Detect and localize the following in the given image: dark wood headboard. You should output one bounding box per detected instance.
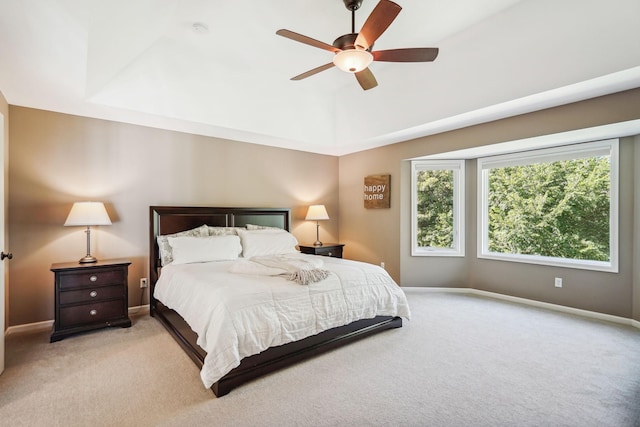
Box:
[148,206,291,313]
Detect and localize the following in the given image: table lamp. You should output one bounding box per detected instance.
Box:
[64,202,112,263]
[305,204,329,247]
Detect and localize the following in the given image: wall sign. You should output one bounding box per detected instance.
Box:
[364,174,390,209]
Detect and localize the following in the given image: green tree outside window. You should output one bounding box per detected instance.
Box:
[416,169,454,249]
[487,156,610,262]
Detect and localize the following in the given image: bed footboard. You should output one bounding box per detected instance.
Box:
[212,315,402,397]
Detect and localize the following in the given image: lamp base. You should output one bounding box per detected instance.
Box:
[313,221,323,247]
[79,255,98,264]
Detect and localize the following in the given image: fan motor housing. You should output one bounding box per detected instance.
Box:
[343,0,363,11]
[333,33,373,51]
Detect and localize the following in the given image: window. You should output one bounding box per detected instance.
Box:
[411,160,465,256]
[477,139,618,272]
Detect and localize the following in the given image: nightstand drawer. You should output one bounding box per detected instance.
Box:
[59,285,124,305]
[313,246,342,258]
[59,269,124,289]
[59,300,125,328]
[299,244,344,258]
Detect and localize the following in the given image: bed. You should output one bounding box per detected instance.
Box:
[149,206,409,397]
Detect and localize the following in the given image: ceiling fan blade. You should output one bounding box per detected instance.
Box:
[276,29,340,53]
[373,47,439,62]
[355,0,402,50]
[355,68,378,90]
[291,63,335,81]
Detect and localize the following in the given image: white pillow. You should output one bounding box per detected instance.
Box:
[157,225,209,266]
[167,235,242,265]
[236,228,298,258]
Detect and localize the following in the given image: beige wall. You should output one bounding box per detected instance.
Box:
[8,107,339,326]
[339,88,640,320]
[7,89,640,326]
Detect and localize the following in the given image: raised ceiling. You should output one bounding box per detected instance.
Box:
[1,0,639,155]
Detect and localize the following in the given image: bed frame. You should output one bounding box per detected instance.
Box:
[149,206,402,397]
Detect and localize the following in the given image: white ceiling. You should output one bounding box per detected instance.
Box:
[1,0,639,156]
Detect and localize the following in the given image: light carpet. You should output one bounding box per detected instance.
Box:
[1,290,639,427]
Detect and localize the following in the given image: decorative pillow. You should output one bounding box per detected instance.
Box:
[157,225,208,266]
[207,226,243,236]
[245,224,282,231]
[236,228,298,258]
[167,235,242,265]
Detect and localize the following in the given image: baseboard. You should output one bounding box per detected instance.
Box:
[5,304,150,337]
[5,319,53,337]
[128,304,150,317]
[403,287,640,330]
[5,293,638,336]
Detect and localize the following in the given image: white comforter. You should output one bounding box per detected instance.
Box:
[154,253,411,389]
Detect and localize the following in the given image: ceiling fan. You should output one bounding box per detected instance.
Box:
[276,0,439,91]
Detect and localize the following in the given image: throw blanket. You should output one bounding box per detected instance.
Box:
[229,254,330,285]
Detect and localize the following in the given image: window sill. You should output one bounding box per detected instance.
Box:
[478,252,617,273]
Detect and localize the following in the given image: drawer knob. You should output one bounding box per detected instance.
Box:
[327,252,333,256]
[89,275,98,282]
[89,290,98,298]
[89,309,97,316]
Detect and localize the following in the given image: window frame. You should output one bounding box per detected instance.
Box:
[411,159,465,257]
[477,139,619,272]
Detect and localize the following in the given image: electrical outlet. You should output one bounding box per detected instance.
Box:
[140,278,148,288]
[380,261,385,269]
[554,277,563,288]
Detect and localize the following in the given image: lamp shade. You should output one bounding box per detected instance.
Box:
[305,205,329,221]
[64,202,112,226]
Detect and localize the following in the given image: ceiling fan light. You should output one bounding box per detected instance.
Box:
[332,49,373,73]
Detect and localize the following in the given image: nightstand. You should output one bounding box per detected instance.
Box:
[50,258,132,342]
[298,243,344,259]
